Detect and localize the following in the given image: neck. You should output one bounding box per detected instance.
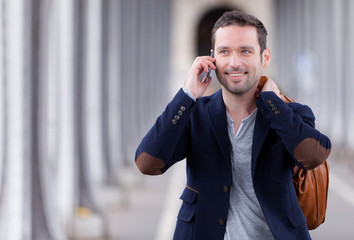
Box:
[222,86,257,121]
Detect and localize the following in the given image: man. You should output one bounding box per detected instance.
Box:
[135,10,331,240]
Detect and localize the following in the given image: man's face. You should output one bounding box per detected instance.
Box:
[214,25,270,96]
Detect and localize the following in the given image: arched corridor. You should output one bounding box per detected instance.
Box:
[0,0,353,239]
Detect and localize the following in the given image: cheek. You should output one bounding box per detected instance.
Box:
[214,59,226,72]
[214,63,221,75]
[247,59,263,72]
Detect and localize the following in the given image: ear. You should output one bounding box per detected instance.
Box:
[262,48,271,68]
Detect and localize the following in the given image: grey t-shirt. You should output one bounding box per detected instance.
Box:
[224,110,274,240]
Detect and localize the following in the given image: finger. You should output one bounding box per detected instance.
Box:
[205,56,216,64]
[197,61,213,73]
[195,55,215,62]
[195,57,216,69]
[202,76,212,83]
[203,57,216,69]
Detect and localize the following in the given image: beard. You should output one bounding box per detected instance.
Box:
[216,67,260,96]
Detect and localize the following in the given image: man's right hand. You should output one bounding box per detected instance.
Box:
[184,56,216,99]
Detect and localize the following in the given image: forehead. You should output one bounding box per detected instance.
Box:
[214,25,259,49]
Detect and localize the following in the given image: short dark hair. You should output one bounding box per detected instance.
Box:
[211,10,268,54]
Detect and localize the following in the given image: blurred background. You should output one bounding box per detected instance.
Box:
[0,0,353,239]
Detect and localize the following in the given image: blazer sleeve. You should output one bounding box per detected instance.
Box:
[256,91,331,170]
[135,89,196,175]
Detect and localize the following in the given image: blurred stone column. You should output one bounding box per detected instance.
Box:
[28,0,68,239]
[99,0,126,203]
[120,0,171,182]
[69,0,106,238]
[0,0,31,239]
[55,0,79,237]
[0,0,67,239]
[0,2,4,235]
[0,0,80,239]
[0,0,173,239]
[120,0,140,171]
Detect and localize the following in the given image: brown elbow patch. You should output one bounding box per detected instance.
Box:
[135,152,165,175]
[293,138,331,169]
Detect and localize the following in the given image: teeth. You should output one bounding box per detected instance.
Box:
[229,73,243,77]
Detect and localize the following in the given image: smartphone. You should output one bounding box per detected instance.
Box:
[199,50,214,82]
[205,50,214,83]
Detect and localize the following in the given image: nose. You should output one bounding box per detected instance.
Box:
[229,53,241,68]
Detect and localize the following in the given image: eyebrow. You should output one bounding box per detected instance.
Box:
[240,45,255,51]
[216,45,256,52]
[216,46,229,52]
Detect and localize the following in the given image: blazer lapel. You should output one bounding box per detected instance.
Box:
[251,112,270,178]
[206,90,231,166]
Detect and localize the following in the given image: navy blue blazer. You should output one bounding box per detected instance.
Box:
[135,89,331,240]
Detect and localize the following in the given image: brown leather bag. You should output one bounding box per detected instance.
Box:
[259,76,329,230]
[293,161,329,230]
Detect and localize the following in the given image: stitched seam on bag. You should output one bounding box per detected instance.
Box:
[186,185,199,193]
[315,169,319,227]
[308,169,319,229]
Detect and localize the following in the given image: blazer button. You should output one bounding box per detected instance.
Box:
[172,119,177,125]
[275,110,280,115]
[223,185,229,192]
[218,218,226,226]
[178,110,183,116]
[174,115,180,120]
[180,106,186,111]
[266,99,272,104]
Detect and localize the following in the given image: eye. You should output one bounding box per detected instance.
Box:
[241,50,251,54]
[220,50,229,54]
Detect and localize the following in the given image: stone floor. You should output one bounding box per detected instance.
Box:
[103,150,354,240]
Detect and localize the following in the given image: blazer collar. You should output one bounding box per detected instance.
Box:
[206,90,231,167]
[206,90,270,174]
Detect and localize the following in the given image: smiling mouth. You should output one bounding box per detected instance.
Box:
[229,73,245,77]
[226,72,248,78]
